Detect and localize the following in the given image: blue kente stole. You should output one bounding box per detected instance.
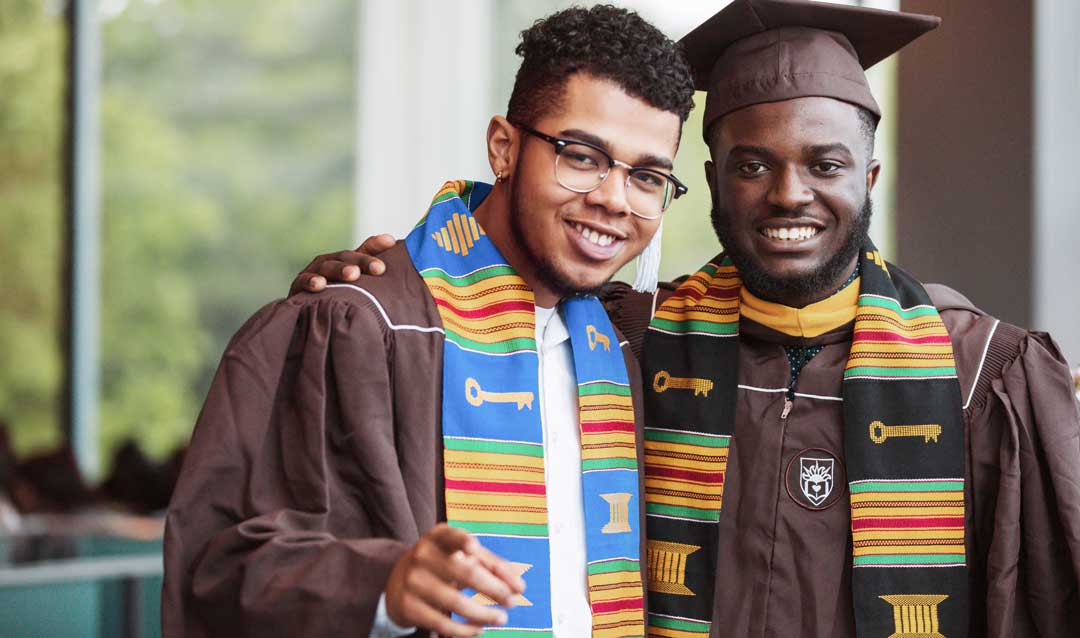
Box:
[405,180,646,637]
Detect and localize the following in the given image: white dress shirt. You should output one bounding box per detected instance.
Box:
[372,304,591,637]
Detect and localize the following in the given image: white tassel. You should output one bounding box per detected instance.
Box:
[632,220,663,293]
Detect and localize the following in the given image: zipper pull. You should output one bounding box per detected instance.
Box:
[780,398,793,420]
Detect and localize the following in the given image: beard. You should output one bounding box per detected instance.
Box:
[710,195,873,304]
[508,175,610,300]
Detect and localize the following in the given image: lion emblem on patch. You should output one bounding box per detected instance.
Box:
[799,457,834,506]
[785,448,845,511]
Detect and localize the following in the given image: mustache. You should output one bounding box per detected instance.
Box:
[709,196,874,301]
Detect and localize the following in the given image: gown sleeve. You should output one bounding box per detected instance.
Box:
[971,331,1080,637]
[162,294,422,638]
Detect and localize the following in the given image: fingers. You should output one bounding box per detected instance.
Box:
[474,546,527,594]
[451,534,525,594]
[352,233,394,275]
[406,566,508,629]
[425,526,519,607]
[309,254,383,280]
[365,259,385,276]
[290,272,326,296]
[390,587,487,638]
[289,237,395,296]
[387,524,523,634]
[316,259,362,282]
[426,523,475,553]
[358,233,396,254]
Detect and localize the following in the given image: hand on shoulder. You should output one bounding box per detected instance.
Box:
[290,233,396,296]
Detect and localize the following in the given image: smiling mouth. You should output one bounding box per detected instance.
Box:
[572,222,618,247]
[759,226,820,242]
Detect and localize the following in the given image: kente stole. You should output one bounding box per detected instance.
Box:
[640,247,968,638]
[405,181,646,638]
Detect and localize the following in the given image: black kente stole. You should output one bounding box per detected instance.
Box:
[641,245,968,638]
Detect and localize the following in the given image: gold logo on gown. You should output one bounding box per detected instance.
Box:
[646,540,699,596]
[878,594,949,638]
[431,212,485,256]
[869,420,942,444]
[471,563,533,607]
[586,325,611,352]
[600,493,632,534]
[652,370,714,397]
[465,378,534,410]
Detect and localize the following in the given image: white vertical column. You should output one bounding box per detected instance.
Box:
[69,0,102,480]
[1034,0,1080,366]
[858,0,900,258]
[354,0,496,244]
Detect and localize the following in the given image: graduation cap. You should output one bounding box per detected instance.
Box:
[680,0,941,137]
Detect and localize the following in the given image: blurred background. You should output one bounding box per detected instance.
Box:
[1,0,1077,635]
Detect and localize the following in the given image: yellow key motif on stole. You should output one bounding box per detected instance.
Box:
[869,420,942,444]
[465,378,535,410]
[652,370,714,397]
[586,324,611,352]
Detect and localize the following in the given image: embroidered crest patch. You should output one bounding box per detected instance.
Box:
[785,448,846,511]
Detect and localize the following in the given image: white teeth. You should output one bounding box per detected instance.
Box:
[763,226,818,241]
[573,223,616,247]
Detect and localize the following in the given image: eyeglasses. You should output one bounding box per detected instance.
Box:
[515,124,687,220]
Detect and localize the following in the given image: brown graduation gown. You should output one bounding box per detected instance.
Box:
[161,243,649,637]
[604,279,1080,638]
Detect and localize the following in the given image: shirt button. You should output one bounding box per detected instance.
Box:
[550,432,559,444]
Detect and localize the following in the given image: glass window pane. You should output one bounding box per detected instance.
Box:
[99,0,356,468]
[0,0,67,456]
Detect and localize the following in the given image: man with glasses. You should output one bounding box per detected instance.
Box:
[163,6,694,638]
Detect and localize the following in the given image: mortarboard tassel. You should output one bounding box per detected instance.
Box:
[632,220,663,293]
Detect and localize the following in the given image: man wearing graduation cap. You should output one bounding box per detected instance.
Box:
[295,1,1080,636]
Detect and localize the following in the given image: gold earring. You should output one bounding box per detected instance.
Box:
[496,170,505,183]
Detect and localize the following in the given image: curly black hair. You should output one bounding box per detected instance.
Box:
[507,5,695,129]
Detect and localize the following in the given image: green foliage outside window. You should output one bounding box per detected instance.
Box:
[97,0,356,467]
[0,0,66,456]
[1,0,357,471]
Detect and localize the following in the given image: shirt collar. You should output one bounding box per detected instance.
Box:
[535,305,571,350]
